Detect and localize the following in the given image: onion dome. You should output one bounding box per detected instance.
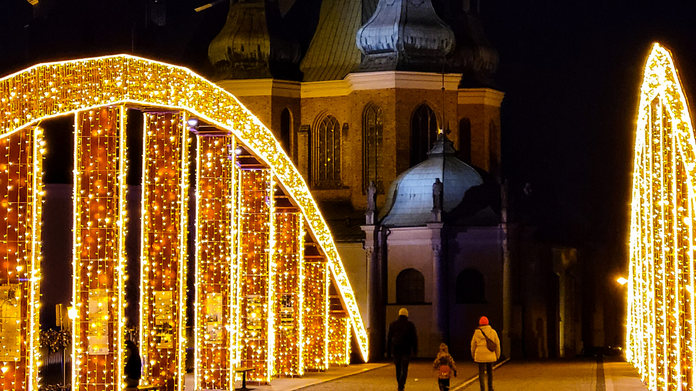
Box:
[208,0,302,80]
[445,6,499,87]
[378,133,484,227]
[355,0,455,73]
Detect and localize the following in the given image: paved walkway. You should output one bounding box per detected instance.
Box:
[185,356,647,391]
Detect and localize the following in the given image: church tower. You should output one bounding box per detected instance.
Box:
[208,0,507,360]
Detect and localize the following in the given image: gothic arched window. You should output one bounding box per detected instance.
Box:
[410,104,439,166]
[459,117,472,164]
[396,268,425,304]
[280,108,292,156]
[363,103,384,193]
[456,269,485,304]
[312,114,341,188]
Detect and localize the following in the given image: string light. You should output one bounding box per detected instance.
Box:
[328,316,350,366]
[139,112,189,390]
[0,54,369,390]
[0,125,43,391]
[71,107,128,391]
[195,135,235,390]
[303,257,328,372]
[627,43,696,390]
[273,212,304,376]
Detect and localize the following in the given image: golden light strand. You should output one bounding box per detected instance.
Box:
[237,168,273,384]
[139,112,189,391]
[195,135,235,390]
[628,43,696,391]
[0,55,368,361]
[303,256,328,372]
[273,212,304,376]
[71,107,128,391]
[0,126,43,390]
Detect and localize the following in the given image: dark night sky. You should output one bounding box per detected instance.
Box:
[2,0,696,283]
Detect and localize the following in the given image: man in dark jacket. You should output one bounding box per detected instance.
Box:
[387,308,418,391]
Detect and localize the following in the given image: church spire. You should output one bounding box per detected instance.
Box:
[208,0,302,80]
[355,0,455,73]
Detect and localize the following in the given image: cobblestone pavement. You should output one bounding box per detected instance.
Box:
[299,360,481,391]
[185,356,647,391]
[294,357,647,391]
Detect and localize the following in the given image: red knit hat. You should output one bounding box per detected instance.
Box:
[479,316,489,326]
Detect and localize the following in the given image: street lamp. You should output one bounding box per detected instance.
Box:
[617,277,628,285]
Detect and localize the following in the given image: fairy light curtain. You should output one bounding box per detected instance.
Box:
[72,107,128,391]
[140,113,189,391]
[237,168,274,383]
[273,211,304,377]
[194,135,236,390]
[0,55,369,391]
[303,254,328,371]
[627,43,696,391]
[328,316,350,366]
[0,126,43,391]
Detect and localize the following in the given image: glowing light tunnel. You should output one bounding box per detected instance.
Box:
[627,43,696,391]
[0,55,367,391]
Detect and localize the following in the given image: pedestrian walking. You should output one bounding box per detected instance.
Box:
[470,316,500,391]
[387,307,418,391]
[125,340,142,390]
[433,343,457,391]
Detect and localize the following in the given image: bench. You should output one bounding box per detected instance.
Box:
[233,367,255,391]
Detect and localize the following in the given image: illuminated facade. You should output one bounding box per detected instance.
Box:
[0,55,367,391]
[627,43,696,390]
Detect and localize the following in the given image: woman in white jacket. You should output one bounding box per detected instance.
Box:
[470,316,500,391]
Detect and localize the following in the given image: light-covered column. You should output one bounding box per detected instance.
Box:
[273,211,304,376]
[195,135,236,390]
[236,168,274,384]
[139,112,190,391]
[72,107,128,391]
[0,126,44,391]
[303,252,328,371]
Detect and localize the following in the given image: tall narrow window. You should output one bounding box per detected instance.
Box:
[363,104,383,193]
[459,118,471,164]
[410,104,438,167]
[312,115,341,188]
[280,108,291,155]
[396,268,425,304]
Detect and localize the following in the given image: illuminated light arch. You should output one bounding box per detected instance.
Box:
[0,55,368,390]
[627,43,696,391]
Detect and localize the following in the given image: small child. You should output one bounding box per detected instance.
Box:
[433,343,457,391]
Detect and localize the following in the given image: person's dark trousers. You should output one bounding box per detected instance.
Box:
[394,355,410,390]
[438,378,450,391]
[478,362,493,391]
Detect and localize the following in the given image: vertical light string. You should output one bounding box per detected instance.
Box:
[328,316,350,366]
[303,254,328,372]
[29,126,45,391]
[236,168,272,384]
[195,135,235,390]
[0,126,43,391]
[628,43,696,391]
[0,54,369,362]
[267,176,276,382]
[273,211,303,377]
[139,112,189,391]
[72,107,128,391]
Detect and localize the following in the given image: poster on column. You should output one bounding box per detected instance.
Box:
[0,284,21,359]
[155,291,174,348]
[205,293,223,344]
[88,289,109,355]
